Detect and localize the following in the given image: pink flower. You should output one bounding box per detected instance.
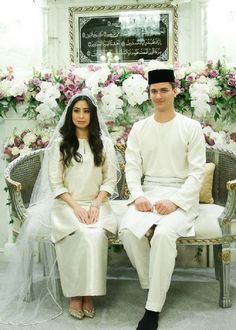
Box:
[209,70,219,78]
[207,60,214,65]
[14,137,22,146]
[230,132,236,142]
[58,84,65,92]
[228,78,236,86]
[64,90,74,99]
[21,130,29,138]
[204,134,215,146]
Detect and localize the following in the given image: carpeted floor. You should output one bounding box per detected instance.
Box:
[0,265,236,329]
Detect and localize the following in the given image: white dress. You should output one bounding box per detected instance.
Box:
[48,136,117,297]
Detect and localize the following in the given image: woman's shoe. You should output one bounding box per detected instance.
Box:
[69,307,84,319]
[83,307,95,318]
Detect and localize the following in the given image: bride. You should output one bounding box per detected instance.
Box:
[0,90,120,325]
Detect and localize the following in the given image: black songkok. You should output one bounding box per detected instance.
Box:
[148,69,175,85]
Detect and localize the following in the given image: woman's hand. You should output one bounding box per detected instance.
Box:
[73,204,89,223]
[87,206,100,224]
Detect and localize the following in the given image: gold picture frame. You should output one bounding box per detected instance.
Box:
[69,4,178,64]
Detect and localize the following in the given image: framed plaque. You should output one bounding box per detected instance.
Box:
[69,4,178,64]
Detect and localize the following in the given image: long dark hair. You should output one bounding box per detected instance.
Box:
[59,95,104,167]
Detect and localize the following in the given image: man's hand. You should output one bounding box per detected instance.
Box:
[154,200,178,215]
[135,197,153,212]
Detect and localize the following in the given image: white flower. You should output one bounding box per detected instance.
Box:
[23,132,37,146]
[191,100,211,117]
[85,67,111,95]
[190,82,211,117]
[11,146,20,156]
[207,79,222,98]
[188,61,206,74]
[122,74,148,107]
[196,75,207,84]
[36,82,60,103]
[9,79,27,97]
[175,67,186,80]
[0,79,12,97]
[73,67,90,80]
[102,83,122,98]
[209,131,227,147]
[35,103,55,121]
[202,126,214,135]
[100,94,123,120]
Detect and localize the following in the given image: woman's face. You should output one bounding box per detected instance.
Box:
[72,99,91,132]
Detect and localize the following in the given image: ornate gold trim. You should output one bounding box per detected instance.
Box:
[227,179,236,191]
[69,4,178,63]
[108,235,236,246]
[218,250,231,262]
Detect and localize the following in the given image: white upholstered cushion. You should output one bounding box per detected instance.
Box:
[110,200,236,240]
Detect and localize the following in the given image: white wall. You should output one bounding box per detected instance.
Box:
[0,0,43,70]
[207,0,236,63]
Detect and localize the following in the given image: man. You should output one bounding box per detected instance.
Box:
[120,69,206,330]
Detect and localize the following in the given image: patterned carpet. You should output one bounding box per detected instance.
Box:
[0,265,236,329]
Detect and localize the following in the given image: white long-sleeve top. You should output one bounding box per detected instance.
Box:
[49,136,117,201]
[48,136,118,242]
[125,112,206,213]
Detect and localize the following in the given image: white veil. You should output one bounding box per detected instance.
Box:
[0,90,120,325]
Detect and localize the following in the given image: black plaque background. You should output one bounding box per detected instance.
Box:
[78,14,169,63]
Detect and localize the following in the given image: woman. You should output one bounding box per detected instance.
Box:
[48,93,118,319]
[0,91,118,325]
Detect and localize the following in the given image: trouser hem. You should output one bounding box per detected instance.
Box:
[145,301,163,312]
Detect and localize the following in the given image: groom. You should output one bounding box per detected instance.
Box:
[120,68,206,329]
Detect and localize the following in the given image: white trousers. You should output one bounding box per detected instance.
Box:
[121,224,180,312]
[55,226,108,297]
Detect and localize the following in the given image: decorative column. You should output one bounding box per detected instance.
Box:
[40,0,49,67]
[199,0,208,62]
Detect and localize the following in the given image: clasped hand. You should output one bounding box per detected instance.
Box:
[135,197,177,215]
[73,205,99,224]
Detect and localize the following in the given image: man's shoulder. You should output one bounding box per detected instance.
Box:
[132,115,153,130]
[176,113,201,128]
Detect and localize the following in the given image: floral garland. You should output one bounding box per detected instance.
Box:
[0,59,236,125]
[3,122,236,163]
[2,59,236,162]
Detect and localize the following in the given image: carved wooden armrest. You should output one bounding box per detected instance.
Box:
[5,176,26,223]
[5,176,22,192]
[218,179,236,234]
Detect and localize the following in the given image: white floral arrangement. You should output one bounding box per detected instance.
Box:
[0,59,236,124]
[1,59,236,161]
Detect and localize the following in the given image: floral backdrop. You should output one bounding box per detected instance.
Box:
[1,59,236,161]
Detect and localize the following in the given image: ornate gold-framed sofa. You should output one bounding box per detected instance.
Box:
[4,144,236,307]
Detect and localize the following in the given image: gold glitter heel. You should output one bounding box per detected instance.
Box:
[83,307,95,318]
[69,307,84,319]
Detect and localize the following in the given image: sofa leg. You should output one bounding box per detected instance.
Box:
[213,244,221,280]
[218,245,232,308]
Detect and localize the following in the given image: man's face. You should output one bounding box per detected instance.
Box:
[149,82,176,112]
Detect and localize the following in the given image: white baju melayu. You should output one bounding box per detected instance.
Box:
[119,113,206,312]
[49,136,117,297]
